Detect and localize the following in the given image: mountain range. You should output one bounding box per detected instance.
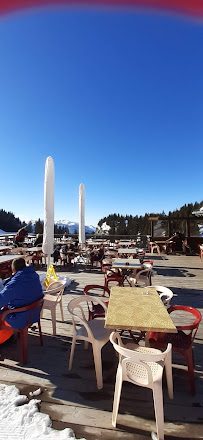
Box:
[56,220,96,234]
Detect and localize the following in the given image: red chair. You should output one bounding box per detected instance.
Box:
[32,252,45,268]
[0,262,12,279]
[102,263,124,288]
[149,305,202,395]
[0,298,44,365]
[84,284,110,321]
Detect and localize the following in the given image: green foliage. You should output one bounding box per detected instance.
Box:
[35,218,43,234]
[98,201,203,236]
[98,213,150,236]
[0,209,22,232]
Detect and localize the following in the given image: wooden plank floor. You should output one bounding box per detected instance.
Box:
[0,254,203,440]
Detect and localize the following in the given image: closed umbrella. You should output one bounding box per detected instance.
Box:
[79,183,85,246]
[42,156,55,269]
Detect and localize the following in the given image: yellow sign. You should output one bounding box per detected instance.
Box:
[44,265,59,289]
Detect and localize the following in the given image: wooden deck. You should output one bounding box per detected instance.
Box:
[0,254,203,440]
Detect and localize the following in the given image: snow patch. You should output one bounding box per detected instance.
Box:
[0,384,85,440]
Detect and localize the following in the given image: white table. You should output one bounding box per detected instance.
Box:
[117,248,138,255]
[112,259,141,285]
[0,254,23,264]
[112,258,140,268]
[118,241,132,246]
[0,246,12,252]
[24,247,43,253]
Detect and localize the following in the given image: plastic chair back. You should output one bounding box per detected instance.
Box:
[148,285,173,308]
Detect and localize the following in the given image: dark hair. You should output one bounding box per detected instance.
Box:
[12,258,26,273]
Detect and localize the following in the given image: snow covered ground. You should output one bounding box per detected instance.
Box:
[0,384,85,440]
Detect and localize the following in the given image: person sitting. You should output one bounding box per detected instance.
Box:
[166,231,185,254]
[52,245,61,264]
[90,247,104,268]
[60,244,68,264]
[14,226,28,247]
[34,233,43,247]
[62,232,68,241]
[0,258,44,344]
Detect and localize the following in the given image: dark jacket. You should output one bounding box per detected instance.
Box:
[34,235,43,246]
[15,228,28,243]
[0,266,44,329]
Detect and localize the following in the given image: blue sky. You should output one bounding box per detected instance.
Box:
[0,5,202,226]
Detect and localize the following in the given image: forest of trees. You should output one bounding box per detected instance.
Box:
[97,201,203,236]
[0,210,68,235]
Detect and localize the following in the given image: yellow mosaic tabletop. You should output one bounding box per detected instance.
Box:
[105,286,177,333]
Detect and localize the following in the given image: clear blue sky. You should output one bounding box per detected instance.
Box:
[0,5,202,226]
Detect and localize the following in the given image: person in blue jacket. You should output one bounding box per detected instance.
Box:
[0,258,44,335]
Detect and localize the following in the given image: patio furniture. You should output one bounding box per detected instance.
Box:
[105,286,177,335]
[148,285,173,308]
[129,285,174,344]
[32,251,45,268]
[112,259,142,286]
[24,247,45,268]
[148,305,202,395]
[0,261,12,279]
[8,247,23,255]
[84,284,110,320]
[0,254,23,279]
[199,244,203,261]
[117,248,138,257]
[68,296,111,389]
[110,331,173,440]
[149,242,160,255]
[0,298,44,365]
[90,248,104,270]
[102,263,124,288]
[129,266,152,287]
[42,281,66,335]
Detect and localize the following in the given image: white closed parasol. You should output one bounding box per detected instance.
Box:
[42,156,55,269]
[79,183,85,246]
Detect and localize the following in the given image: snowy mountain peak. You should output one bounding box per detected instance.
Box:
[56,220,96,234]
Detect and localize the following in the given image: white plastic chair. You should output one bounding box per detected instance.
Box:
[42,280,66,335]
[129,267,152,287]
[68,296,111,389]
[110,332,173,440]
[149,242,161,255]
[148,285,174,309]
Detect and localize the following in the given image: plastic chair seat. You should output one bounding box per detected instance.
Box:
[78,318,110,341]
[43,294,57,307]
